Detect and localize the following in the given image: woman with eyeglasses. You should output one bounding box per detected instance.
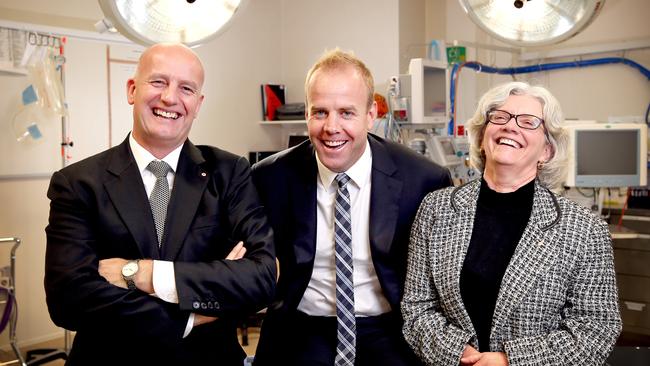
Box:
[401,81,621,366]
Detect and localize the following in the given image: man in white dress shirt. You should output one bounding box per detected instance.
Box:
[252,49,451,366]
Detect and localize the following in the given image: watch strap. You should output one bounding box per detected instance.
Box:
[123,259,140,290]
[125,276,136,290]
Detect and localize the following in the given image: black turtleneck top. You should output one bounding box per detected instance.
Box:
[459,177,535,352]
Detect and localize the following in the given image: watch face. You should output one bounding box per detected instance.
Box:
[122,261,138,277]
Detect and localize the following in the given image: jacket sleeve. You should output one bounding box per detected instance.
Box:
[401,193,472,366]
[45,170,189,343]
[173,156,277,316]
[503,218,622,366]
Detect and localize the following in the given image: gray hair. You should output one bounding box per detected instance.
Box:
[466,81,569,191]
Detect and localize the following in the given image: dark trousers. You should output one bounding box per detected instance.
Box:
[282,311,422,366]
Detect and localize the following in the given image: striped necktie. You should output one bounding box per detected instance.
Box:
[334,173,355,366]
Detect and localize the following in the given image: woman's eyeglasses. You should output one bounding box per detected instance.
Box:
[486,109,544,130]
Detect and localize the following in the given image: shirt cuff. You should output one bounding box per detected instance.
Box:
[152,260,179,303]
[183,313,195,338]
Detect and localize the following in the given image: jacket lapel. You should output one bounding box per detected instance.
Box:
[368,136,402,258]
[293,143,318,265]
[490,182,561,337]
[160,141,209,260]
[447,180,482,333]
[104,137,159,259]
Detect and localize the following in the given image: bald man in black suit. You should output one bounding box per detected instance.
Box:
[45,43,276,365]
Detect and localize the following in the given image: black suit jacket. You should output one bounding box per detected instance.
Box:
[251,134,452,363]
[45,136,276,365]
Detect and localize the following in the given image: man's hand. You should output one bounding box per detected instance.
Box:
[460,345,482,365]
[191,241,247,328]
[98,258,130,289]
[98,258,154,293]
[226,241,246,260]
[194,314,218,326]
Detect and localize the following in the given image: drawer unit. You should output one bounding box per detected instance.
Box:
[617,274,650,303]
[614,248,650,277]
[620,300,650,336]
[612,236,650,251]
[610,218,650,338]
[610,213,650,235]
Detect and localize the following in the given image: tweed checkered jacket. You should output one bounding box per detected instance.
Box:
[401,179,621,366]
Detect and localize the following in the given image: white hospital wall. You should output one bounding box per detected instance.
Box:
[278,0,400,104]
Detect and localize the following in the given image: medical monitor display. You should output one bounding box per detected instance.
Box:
[565,122,648,187]
[577,130,637,175]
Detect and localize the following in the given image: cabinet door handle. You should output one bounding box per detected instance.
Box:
[624,301,647,311]
[622,215,650,222]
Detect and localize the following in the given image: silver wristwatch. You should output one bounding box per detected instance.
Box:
[121,260,140,290]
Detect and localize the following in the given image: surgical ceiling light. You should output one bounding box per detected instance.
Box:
[458,0,606,47]
[97,0,247,47]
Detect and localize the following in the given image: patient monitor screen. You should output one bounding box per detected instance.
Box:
[576,130,638,175]
[439,139,455,156]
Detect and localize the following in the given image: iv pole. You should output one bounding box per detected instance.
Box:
[57,36,73,359]
[17,32,70,366]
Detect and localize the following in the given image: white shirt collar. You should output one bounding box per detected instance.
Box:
[129,133,183,174]
[315,140,372,190]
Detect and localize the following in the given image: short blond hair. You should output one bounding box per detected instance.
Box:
[304,48,374,108]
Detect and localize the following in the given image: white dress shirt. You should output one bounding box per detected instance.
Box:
[129,134,195,336]
[297,141,392,317]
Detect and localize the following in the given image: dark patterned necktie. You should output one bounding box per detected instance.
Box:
[147,160,171,246]
[334,173,355,366]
